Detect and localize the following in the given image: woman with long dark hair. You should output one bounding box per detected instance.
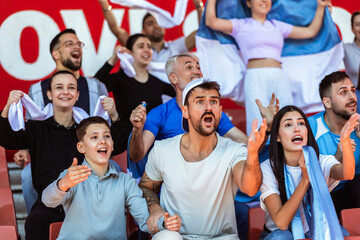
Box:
[259,105,359,239]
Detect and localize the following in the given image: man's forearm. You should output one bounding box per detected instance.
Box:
[241,152,262,196]
[139,175,162,211]
[129,128,146,162]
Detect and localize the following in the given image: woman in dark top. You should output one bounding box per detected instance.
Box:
[0,71,130,240]
[95,34,175,122]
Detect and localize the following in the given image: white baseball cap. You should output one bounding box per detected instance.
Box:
[181,78,207,132]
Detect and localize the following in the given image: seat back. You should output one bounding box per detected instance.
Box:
[0,147,10,188]
[49,222,63,240]
[341,208,360,236]
[127,212,139,239]
[0,188,17,230]
[0,226,17,240]
[247,207,265,240]
[111,151,128,173]
[48,215,139,239]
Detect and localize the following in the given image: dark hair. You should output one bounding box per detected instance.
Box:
[48,70,77,91]
[351,11,360,28]
[184,81,221,106]
[142,12,154,29]
[126,33,149,51]
[50,29,76,55]
[76,116,110,142]
[269,105,319,205]
[319,71,350,100]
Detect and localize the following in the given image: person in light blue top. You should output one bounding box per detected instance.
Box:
[260,105,356,239]
[308,71,360,216]
[42,117,166,239]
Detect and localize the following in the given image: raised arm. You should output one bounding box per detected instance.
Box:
[129,104,156,162]
[288,0,329,39]
[330,113,359,180]
[94,46,129,89]
[233,118,266,196]
[101,97,119,122]
[0,91,28,150]
[97,0,129,46]
[139,171,165,234]
[184,0,204,50]
[1,90,23,118]
[263,153,310,230]
[205,0,233,35]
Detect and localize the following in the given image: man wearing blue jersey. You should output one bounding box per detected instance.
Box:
[308,71,360,216]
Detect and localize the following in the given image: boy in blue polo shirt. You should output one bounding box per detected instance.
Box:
[42,116,149,239]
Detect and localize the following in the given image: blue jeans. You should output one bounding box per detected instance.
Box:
[259,229,293,240]
[21,164,38,214]
[259,226,349,240]
[22,160,122,213]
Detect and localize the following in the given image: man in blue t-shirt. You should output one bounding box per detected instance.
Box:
[129,53,278,239]
[308,71,360,216]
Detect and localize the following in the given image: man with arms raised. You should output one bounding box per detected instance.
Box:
[137,79,266,239]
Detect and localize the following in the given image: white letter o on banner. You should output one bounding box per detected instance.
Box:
[0,10,59,80]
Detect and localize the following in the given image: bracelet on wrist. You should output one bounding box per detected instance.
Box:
[195,2,204,8]
[103,5,112,11]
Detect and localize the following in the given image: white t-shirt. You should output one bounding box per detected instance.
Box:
[146,133,247,238]
[260,155,340,232]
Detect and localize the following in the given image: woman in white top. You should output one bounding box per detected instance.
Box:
[259,105,358,239]
[205,0,330,134]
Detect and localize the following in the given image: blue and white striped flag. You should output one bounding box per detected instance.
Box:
[196,0,342,113]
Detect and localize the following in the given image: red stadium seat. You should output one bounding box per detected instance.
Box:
[111,151,128,173]
[127,212,139,239]
[0,187,18,239]
[0,147,10,188]
[247,207,265,240]
[48,214,139,240]
[0,226,17,240]
[49,222,63,240]
[341,208,360,236]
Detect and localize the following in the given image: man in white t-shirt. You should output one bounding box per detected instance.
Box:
[136,79,266,239]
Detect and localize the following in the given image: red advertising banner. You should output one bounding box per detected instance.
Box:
[0,0,359,108]
[0,0,199,107]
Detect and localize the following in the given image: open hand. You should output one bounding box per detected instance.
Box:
[58,158,91,192]
[255,93,279,132]
[247,118,267,153]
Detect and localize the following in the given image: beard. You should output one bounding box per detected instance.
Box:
[148,33,164,43]
[62,57,82,71]
[332,100,357,120]
[188,111,219,136]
